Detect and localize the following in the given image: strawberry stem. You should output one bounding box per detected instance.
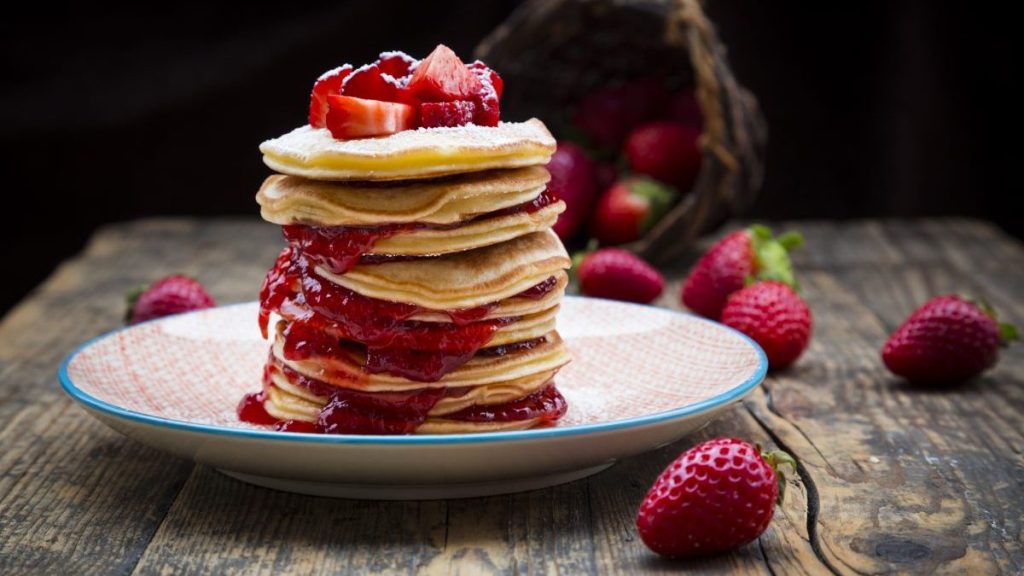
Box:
[747,224,803,291]
[760,447,798,505]
[124,284,148,324]
[965,296,1017,347]
[999,322,1019,346]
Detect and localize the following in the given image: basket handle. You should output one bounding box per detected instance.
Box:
[668,0,738,172]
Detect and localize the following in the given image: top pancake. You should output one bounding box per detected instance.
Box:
[257,166,550,226]
[260,120,556,181]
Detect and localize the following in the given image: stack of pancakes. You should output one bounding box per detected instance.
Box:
[247,119,572,434]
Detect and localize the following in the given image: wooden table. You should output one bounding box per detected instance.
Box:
[1,218,1021,574]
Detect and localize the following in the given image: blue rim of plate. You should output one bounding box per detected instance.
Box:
[59,297,768,445]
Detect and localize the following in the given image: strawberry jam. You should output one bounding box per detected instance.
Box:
[442,384,567,425]
[282,189,558,275]
[247,362,566,434]
[259,247,558,382]
[476,336,548,357]
[237,391,277,425]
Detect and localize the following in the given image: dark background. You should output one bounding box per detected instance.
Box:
[0,1,1015,314]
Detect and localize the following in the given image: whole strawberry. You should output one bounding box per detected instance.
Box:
[721,281,812,370]
[882,296,1018,384]
[637,438,795,558]
[577,248,664,304]
[547,142,597,241]
[625,121,702,191]
[590,177,678,245]
[682,225,803,320]
[127,275,215,325]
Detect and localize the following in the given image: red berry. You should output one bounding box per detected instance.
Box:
[473,89,501,127]
[682,226,804,320]
[127,275,215,325]
[637,438,795,558]
[407,44,484,102]
[590,178,678,245]
[577,248,664,304]
[669,88,703,129]
[308,65,353,128]
[547,142,597,240]
[342,63,418,106]
[468,60,503,99]
[572,78,669,149]
[882,296,1017,384]
[325,95,416,139]
[682,231,753,319]
[625,121,702,191]
[420,100,477,128]
[376,51,416,78]
[721,281,812,370]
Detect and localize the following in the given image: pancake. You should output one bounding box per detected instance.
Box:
[273,330,571,392]
[366,200,564,257]
[260,120,556,181]
[408,272,567,322]
[264,374,554,434]
[318,230,570,310]
[275,304,559,349]
[258,166,550,226]
[263,362,557,421]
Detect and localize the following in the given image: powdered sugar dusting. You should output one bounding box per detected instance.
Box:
[318,65,352,82]
[260,119,555,161]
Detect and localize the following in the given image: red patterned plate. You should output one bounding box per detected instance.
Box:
[60,296,766,499]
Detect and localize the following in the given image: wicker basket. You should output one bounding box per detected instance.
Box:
[475,0,766,264]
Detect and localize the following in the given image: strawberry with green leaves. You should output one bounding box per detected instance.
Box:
[590,177,678,246]
[882,296,1018,384]
[637,438,796,558]
[681,225,803,320]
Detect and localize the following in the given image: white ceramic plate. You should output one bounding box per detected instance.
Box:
[60,297,766,499]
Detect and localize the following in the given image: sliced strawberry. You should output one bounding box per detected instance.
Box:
[377,51,416,78]
[309,65,353,128]
[408,44,484,102]
[421,100,477,128]
[472,93,499,126]
[342,63,418,106]
[469,60,503,99]
[325,95,416,139]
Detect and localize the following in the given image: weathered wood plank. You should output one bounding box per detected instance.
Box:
[0,219,280,575]
[738,220,1024,574]
[2,217,1022,575]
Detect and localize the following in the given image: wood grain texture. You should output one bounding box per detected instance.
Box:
[1,218,1021,575]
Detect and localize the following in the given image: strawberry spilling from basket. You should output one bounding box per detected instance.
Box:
[308,45,503,139]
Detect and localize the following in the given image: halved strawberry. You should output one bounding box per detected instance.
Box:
[342,63,418,106]
[408,44,484,102]
[325,95,416,139]
[469,60,503,99]
[421,100,476,128]
[309,65,353,128]
[377,51,416,78]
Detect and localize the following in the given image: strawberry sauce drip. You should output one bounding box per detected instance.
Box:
[237,392,277,425]
[249,362,564,435]
[258,248,557,382]
[476,336,548,357]
[439,385,566,425]
[516,275,559,299]
[282,189,558,275]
